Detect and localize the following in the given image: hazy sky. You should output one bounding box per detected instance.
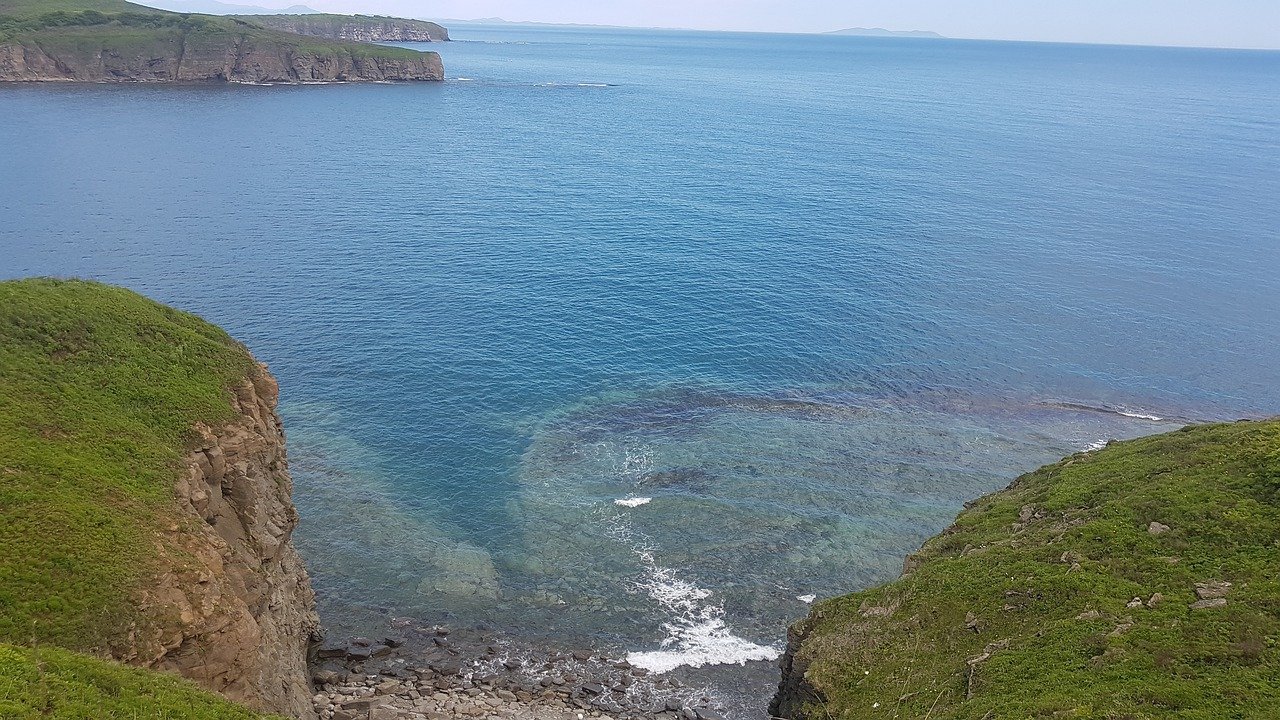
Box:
[295,0,1280,49]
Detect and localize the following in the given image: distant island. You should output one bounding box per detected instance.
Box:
[826,27,944,38]
[0,0,445,83]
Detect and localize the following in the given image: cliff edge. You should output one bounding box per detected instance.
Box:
[0,278,319,718]
[771,420,1280,719]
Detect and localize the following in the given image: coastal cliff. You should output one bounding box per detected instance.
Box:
[0,2,443,83]
[0,279,319,718]
[0,35,442,82]
[123,365,320,719]
[238,13,449,42]
[771,420,1280,719]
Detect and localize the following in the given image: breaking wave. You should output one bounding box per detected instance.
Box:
[605,512,779,673]
[1043,400,1168,422]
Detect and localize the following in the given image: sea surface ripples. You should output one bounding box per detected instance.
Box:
[2,24,1278,715]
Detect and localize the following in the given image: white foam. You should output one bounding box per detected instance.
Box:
[628,629,780,674]
[1083,439,1109,452]
[624,564,780,673]
[614,497,652,508]
[606,515,780,674]
[1043,401,1167,422]
[1117,409,1164,421]
[535,82,611,88]
[621,445,653,477]
[796,594,816,604]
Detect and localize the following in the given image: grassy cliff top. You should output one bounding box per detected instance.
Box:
[782,420,1280,719]
[0,0,432,61]
[233,12,450,39]
[0,278,255,651]
[0,643,274,718]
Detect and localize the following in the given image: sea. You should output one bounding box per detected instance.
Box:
[2,24,1279,716]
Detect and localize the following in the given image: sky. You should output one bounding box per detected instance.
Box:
[292,0,1280,49]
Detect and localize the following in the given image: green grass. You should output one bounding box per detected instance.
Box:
[0,278,255,651]
[0,10,428,59]
[0,643,274,718]
[0,0,434,62]
[0,0,142,19]
[786,420,1280,719]
[0,279,278,717]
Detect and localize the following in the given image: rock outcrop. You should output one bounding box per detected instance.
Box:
[0,32,444,83]
[239,14,450,42]
[114,363,321,719]
[768,619,823,720]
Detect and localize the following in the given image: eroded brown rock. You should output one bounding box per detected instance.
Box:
[114,363,320,719]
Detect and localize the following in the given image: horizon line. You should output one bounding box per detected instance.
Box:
[426,17,1280,53]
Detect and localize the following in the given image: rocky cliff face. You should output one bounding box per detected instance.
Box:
[113,364,321,720]
[242,15,450,42]
[769,618,823,720]
[0,32,443,83]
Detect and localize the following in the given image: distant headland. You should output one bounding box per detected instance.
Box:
[826,27,944,38]
[0,0,445,83]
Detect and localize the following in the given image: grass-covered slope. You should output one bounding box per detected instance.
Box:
[0,0,133,16]
[774,420,1280,719]
[0,644,271,719]
[0,278,278,717]
[0,0,442,81]
[0,279,255,647]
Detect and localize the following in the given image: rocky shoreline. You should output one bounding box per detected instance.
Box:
[310,621,732,720]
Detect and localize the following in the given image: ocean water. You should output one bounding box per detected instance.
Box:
[3,26,1279,714]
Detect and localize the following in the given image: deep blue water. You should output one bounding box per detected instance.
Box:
[3,25,1279,710]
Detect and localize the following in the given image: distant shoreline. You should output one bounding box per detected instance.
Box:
[439,18,943,39]
[432,18,1277,52]
[825,27,944,38]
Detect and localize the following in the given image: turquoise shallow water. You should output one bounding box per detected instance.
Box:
[2,24,1279,711]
